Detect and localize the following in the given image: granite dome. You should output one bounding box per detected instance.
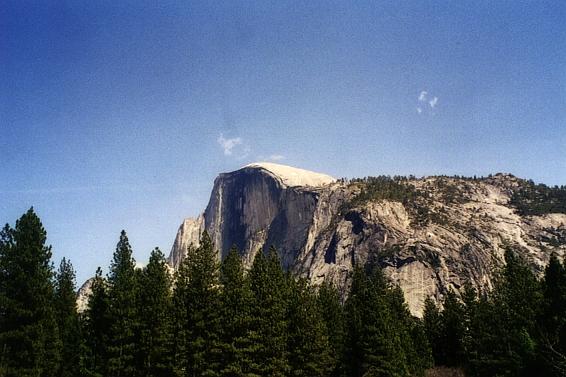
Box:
[242,162,336,188]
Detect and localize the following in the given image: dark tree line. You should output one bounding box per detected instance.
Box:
[510,180,566,216]
[423,249,566,377]
[1,208,566,376]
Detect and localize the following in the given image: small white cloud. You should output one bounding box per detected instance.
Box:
[415,91,439,114]
[269,154,285,161]
[217,133,243,156]
[429,97,438,108]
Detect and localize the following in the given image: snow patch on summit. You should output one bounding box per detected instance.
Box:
[243,162,336,188]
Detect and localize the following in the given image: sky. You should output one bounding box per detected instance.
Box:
[1,1,565,284]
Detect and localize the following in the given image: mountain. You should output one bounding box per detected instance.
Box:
[168,163,566,316]
[76,277,94,313]
[168,162,336,270]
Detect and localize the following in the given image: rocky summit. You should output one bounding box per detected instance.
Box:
[168,163,566,316]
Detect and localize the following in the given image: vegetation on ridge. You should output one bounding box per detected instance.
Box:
[510,180,566,216]
[347,174,566,227]
[347,176,449,226]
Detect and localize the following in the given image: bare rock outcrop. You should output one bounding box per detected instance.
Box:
[168,163,335,269]
[168,165,566,316]
[76,277,95,313]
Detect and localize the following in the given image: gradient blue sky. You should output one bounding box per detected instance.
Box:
[2,1,565,284]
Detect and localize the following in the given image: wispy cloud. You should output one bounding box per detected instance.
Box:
[417,90,439,114]
[429,96,438,108]
[217,133,243,156]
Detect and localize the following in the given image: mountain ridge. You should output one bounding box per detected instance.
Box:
[167,163,566,316]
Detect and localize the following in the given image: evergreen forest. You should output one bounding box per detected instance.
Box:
[1,208,566,377]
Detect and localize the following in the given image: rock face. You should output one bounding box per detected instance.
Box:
[76,277,95,313]
[169,164,566,316]
[168,162,336,269]
[168,215,205,268]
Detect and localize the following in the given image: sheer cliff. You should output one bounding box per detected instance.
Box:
[167,163,566,316]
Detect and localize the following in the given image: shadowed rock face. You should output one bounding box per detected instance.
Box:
[167,164,566,316]
[168,164,325,270]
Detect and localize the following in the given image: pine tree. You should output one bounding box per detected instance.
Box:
[317,280,345,377]
[499,248,542,333]
[460,282,478,356]
[287,278,332,377]
[439,290,466,367]
[344,264,410,377]
[538,253,566,375]
[423,296,443,366]
[218,246,254,377]
[247,246,289,376]
[107,230,139,377]
[84,267,111,377]
[0,208,61,377]
[388,286,432,376]
[171,244,191,377]
[408,318,433,376]
[136,247,173,377]
[173,231,222,376]
[54,258,82,377]
[343,265,369,377]
[495,247,542,375]
[467,247,542,376]
[465,292,502,377]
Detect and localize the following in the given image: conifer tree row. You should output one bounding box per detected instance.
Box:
[343,264,432,377]
[2,209,566,377]
[423,247,566,377]
[172,232,222,376]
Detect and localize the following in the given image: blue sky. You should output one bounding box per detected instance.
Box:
[2,1,565,284]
